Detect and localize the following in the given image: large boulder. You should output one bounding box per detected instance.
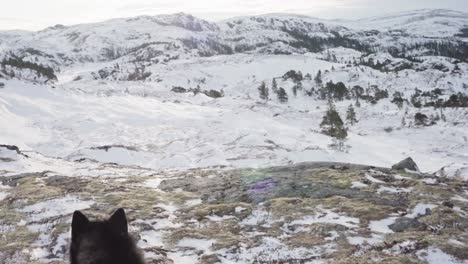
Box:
[389,217,426,232]
[392,157,419,171]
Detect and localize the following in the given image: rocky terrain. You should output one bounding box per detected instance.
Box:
[1,160,467,263]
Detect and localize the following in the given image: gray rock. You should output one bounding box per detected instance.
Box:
[389,217,426,232]
[392,157,419,171]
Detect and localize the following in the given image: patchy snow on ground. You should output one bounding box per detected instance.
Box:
[18,195,95,222]
[418,247,468,264]
[377,186,413,194]
[369,216,399,234]
[406,203,437,218]
[289,207,360,228]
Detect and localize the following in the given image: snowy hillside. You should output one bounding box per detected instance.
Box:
[0,8,468,264]
[0,8,467,175]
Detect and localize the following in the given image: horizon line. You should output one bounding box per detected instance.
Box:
[0,8,465,33]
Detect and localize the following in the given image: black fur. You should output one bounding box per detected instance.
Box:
[70,208,145,264]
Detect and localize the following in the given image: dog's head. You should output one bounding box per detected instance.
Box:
[70,208,144,264]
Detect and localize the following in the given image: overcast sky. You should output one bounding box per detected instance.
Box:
[1,0,467,31]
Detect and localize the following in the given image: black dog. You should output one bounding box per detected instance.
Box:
[70,208,145,264]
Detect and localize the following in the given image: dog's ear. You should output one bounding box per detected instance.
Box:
[72,211,89,240]
[109,208,128,235]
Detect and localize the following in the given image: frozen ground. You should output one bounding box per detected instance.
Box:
[1,163,467,263]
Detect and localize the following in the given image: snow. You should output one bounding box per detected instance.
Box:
[241,208,273,227]
[0,191,8,201]
[406,203,437,218]
[452,195,468,203]
[138,230,165,248]
[417,247,468,264]
[177,238,215,252]
[422,178,438,185]
[142,178,164,188]
[377,186,413,194]
[0,183,10,201]
[290,208,360,228]
[369,216,398,234]
[217,236,331,264]
[184,199,203,207]
[365,174,385,184]
[347,234,384,246]
[351,181,368,188]
[18,195,94,222]
[1,36,467,175]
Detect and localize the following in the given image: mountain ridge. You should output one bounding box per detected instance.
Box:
[2,9,467,33]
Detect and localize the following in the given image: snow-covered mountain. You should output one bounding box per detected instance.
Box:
[0,9,467,175]
[0,9,467,81]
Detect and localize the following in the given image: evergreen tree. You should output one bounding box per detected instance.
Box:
[346,104,358,125]
[277,87,288,103]
[320,100,348,140]
[292,82,303,97]
[292,85,298,97]
[355,97,361,108]
[258,81,269,100]
[314,70,322,87]
[352,85,364,99]
[440,109,447,122]
[271,78,278,93]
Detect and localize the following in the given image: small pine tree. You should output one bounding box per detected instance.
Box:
[320,100,348,140]
[271,78,278,93]
[258,81,269,100]
[314,70,322,87]
[440,109,447,122]
[277,87,288,103]
[292,82,302,97]
[355,97,361,108]
[346,104,358,125]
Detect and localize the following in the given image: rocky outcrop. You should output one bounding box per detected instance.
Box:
[392,157,419,171]
[389,217,426,232]
[1,162,467,263]
[0,144,29,158]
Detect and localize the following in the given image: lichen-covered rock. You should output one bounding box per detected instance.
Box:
[389,217,426,232]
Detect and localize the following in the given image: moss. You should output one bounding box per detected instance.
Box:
[285,232,328,247]
[0,226,39,253]
[419,206,468,232]
[98,189,164,219]
[410,183,454,203]
[237,168,272,185]
[306,169,361,189]
[183,202,252,221]
[317,197,395,225]
[264,197,318,218]
[9,176,64,205]
[2,164,467,263]
[0,206,24,226]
